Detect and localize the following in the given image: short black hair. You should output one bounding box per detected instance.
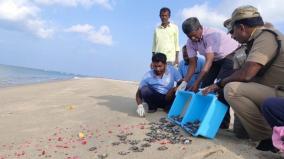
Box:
[182,17,202,34]
[234,16,264,28]
[160,7,171,16]
[152,53,167,64]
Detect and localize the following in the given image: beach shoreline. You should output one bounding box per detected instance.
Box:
[0,78,280,159]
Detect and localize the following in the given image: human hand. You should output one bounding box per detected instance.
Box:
[189,83,200,93]
[136,104,145,117]
[201,84,220,95]
[176,81,187,92]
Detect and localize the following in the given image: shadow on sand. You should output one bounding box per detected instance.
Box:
[92,95,169,122]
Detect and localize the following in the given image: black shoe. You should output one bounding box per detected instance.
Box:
[163,106,171,113]
[220,122,230,129]
[256,138,279,153]
[163,109,169,113]
[147,109,157,113]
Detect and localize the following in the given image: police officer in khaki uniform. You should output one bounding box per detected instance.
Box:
[202,5,284,152]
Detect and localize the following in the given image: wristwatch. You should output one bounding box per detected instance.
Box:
[216,79,223,88]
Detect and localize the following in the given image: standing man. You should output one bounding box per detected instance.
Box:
[152,7,180,66]
[136,53,182,117]
[202,5,284,151]
[179,45,205,87]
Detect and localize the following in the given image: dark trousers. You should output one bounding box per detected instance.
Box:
[201,58,235,87]
[140,86,173,111]
[261,97,284,128]
[201,57,235,126]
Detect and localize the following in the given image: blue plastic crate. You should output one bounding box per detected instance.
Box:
[181,92,228,139]
[167,91,194,126]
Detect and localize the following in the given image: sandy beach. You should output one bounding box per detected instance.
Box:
[0,78,281,159]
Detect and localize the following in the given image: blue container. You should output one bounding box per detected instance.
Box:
[181,92,228,139]
[167,91,194,125]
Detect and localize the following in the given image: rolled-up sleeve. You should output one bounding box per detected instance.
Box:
[246,32,278,66]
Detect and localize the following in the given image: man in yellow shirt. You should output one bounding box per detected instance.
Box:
[152,7,180,66]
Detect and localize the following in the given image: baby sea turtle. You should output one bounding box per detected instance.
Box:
[129,146,144,152]
[143,137,155,143]
[140,143,151,147]
[159,117,168,123]
[97,153,108,159]
[128,140,140,145]
[184,120,201,134]
[112,142,120,146]
[150,126,158,131]
[148,122,156,125]
[157,146,168,151]
[125,132,133,136]
[117,134,127,141]
[171,115,183,122]
[88,146,97,151]
[118,151,129,155]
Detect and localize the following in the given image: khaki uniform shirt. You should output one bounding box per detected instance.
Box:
[246,27,284,88]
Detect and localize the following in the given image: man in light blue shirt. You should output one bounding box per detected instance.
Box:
[136,53,182,117]
[179,45,205,87]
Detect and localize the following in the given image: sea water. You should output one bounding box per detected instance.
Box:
[0,64,79,88]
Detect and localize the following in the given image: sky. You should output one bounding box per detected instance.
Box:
[0,0,283,81]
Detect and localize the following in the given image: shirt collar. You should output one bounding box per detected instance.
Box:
[152,65,170,78]
[159,22,171,29]
[248,26,265,41]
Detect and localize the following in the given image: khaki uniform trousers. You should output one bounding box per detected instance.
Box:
[224,82,284,140]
